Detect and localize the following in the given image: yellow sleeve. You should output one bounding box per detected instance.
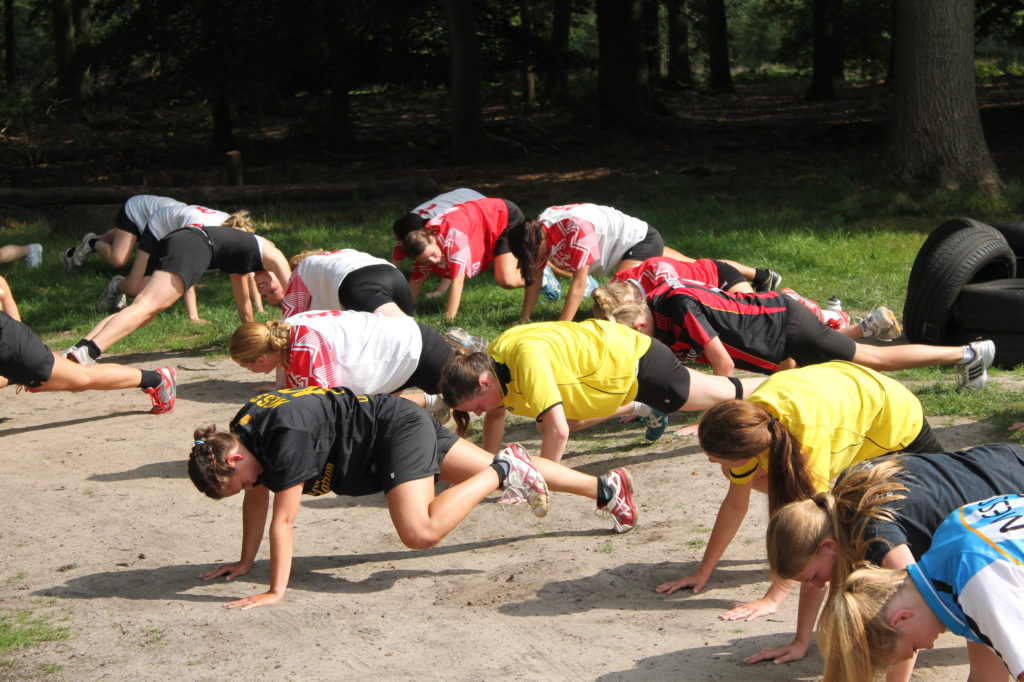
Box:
[508,345,564,421]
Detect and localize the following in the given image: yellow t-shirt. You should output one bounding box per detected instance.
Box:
[488,319,652,421]
[728,360,924,491]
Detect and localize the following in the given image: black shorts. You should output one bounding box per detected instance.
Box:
[146,228,214,288]
[781,298,856,365]
[493,200,527,256]
[713,260,747,291]
[377,399,458,493]
[903,420,944,454]
[0,313,54,388]
[621,225,665,262]
[114,202,143,238]
[400,323,453,395]
[635,338,691,412]
[338,264,414,315]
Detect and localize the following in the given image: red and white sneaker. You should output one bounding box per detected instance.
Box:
[598,468,637,533]
[145,367,177,414]
[494,443,549,518]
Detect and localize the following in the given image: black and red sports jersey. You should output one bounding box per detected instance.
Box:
[647,283,792,374]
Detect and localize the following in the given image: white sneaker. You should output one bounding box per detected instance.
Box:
[71,232,96,267]
[597,468,637,533]
[63,345,96,365]
[956,340,996,391]
[445,327,488,353]
[24,243,42,269]
[494,443,549,518]
[861,306,902,341]
[97,275,127,312]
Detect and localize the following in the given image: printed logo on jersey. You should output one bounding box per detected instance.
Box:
[961,494,1024,564]
[308,462,334,496]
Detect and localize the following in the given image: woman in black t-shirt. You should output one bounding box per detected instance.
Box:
[63,224,292,364]
[188,386,638,610]
[734,443,1024,675]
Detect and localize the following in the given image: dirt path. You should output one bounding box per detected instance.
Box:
[0,354,997,680]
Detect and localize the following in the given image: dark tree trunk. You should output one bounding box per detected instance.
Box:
[666,0,692,89]
[4,0,15,87]
[443,0,487,162]
[831,0,844,80]
[889,0,1001,195]
[209,97,236,152]
[544,0,572,103]
[642,0,662,84]
[807,0,835,101]
[325,3,352,149]
[596,0,649,128]
[520,0,538,109]
[70,0,90,101]
[52,0,74,99]
[704,0,733,93]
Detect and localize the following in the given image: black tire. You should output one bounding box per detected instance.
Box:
[906,218,994,295]
[952,279,1024,333]
[950,328,1024,370]
[991,222,1024,275]
[904,224,1015,345]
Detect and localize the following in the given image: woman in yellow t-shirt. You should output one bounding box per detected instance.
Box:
[654,361,941,613]
[439,319,763,464]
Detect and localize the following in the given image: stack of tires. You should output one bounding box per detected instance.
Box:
[904,217,1023,369]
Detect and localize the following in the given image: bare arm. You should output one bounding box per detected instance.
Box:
[519,267,544,324]
[702,335,736,377]
[444,272,466,320]
[230,273,254,323]
[559,265,591,321]
[744,581,824,664]
[482,407,507,454]
[199,485,270,582]
[537,404,571,463]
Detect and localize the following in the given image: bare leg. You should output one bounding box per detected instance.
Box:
[93,229,137,269]
[0,275,21,320]
[373,302,409,317]
[493,252,526,289]
[681,370,765,411]
[182,286,204,323]
[853,344,963,371]
[0,244,28,263]
[38,353,144,391]
[120,253,152,296]
[86,271,185,352]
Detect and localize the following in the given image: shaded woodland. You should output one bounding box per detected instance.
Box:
[2,0,1024,197]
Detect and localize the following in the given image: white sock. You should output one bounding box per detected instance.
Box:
[631,401,653,417]
[422,393,441,409]
[959,345,976,365]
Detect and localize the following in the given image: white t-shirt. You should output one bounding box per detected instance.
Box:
[411,188,485,219]
[123,195,186,233]
[283,310,422,394]
[282,249,394,318]
[538,203,649,275]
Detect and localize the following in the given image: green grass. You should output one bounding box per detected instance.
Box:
[0,610,70,654]
[2,160,1022,430]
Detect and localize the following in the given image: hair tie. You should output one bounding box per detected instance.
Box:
[194,439,205,446]
[766,416,778,448]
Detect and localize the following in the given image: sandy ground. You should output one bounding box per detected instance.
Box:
[0,353,1003,681]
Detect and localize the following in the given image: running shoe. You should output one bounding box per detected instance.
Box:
[583,275,599,298]
[425,393,452,424]
[540,265,561,302]
[956,340,995,391]
[24,243,42,269]
[59,247,77,269]
[97,275,128,312]
[860,306,902,341]
[63,344,96,365]
[494,443,549,518]
[755,269,783,292]
[597,468,637,533]
[644,409,668,442]
[145,366,177,414]
[445,327,489,353]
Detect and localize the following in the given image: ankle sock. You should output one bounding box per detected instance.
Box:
[75,338,102,360]
[139,370,161,390]
[87,237,100,251]
[959,345,976,365]
[752,268,771,288]
[490,458,510,489]
[596,475,612,508]
[631,401,653,417]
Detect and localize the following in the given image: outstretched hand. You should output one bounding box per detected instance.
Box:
[655,573,708,595]
[719,597,778,622]
[199,561,251,582]
[223,591,282,611]
[743,639,809,665]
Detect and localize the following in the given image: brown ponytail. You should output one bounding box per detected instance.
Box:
[509,218,546,286]
[222,210,255,233]
[188,425,240,499]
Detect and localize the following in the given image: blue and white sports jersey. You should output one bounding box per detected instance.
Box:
[907,493,1024,678]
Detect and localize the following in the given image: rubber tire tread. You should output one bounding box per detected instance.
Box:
[991,222,1024,275]
[906,218,993,295]
[952,279,1024,333]
[903,225,1015,345]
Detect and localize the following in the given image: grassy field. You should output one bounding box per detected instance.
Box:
[1,164,1022,429]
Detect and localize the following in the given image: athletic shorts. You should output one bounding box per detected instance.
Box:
[713,260,747,291]
[114,202,143,238]
[634,338,691,412]
[376,399,458,493]
[338,264,414,315]
[903,420,944,454]
[146,228,213,288]
[620,225,665,262]
[0,313,54,388]
[400,323,453,395]
[781,297,856,365]
[493,200,527,256]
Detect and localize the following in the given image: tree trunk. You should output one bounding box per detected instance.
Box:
[4,0,15,87]
[70,0,90,102]
[889,0,1001,195]
[209,97,236,152]
[704,0,733,93]
[443,0,487,162]
[596,0,649,129]
[831,0,844,80]
[807,0,835,101]
[520,0,537,110]
[666,0,692,89]
[642,0,662,84]
[52,0,75,100]
[325,3,352,149]
[545,0,572,103]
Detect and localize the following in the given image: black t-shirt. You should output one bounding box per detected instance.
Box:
[838,443,1024,565]
[205,225,264,274]
[230,386,404,496]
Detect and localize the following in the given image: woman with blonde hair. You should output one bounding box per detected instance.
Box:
[655,361,940,598]
[740,443,1024,680]
[820,494,1024,682]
